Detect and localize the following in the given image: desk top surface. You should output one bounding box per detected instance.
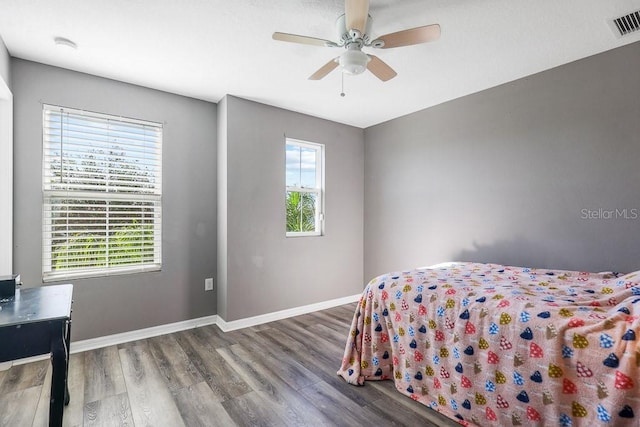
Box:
[0,284,73,327]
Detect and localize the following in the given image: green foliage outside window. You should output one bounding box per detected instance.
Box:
[52,221,155,270]
[286,191,317,232]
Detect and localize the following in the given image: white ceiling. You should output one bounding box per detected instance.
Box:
[0,0,639,128]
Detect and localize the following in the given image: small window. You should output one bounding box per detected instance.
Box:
[42,105,162,281]
[285,138,324,237]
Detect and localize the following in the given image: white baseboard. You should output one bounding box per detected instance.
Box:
[216,293,361,332]
[7,293,361,367]
[71,315,219,354]
[7,315,218,367]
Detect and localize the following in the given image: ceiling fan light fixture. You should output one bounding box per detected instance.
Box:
[339,48,369,75]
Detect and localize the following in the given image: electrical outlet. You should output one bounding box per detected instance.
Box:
[205,277,214,291]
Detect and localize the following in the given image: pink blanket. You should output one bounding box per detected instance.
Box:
[338,263,640,426]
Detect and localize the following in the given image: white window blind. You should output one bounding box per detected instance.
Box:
[42,105,162,281]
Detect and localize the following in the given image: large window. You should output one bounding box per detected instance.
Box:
[42,105,162,281]
[285,138,324,237]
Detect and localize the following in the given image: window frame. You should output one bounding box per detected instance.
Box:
[41,104,163,282]
[285,138,325,238]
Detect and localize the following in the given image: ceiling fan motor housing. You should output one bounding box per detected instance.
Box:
[336,13,372,45]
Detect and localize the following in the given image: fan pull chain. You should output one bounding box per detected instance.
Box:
[340,72,346,97]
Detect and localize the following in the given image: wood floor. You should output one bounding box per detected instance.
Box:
[0,303,458,426]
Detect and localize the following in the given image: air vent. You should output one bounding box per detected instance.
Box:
[612,10,640,37]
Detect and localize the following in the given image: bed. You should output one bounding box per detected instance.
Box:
[338,262,640,426]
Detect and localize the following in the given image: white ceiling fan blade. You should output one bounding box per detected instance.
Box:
[309,58,339,80]
[367,55,397,81]
[272,32,337,47]
[345,0,369,34]
[375,24,441,49]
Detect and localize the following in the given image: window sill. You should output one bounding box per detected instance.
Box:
[43,264,161,282]
[286,232,323,238]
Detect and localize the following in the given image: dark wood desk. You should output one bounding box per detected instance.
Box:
[0,284,73,427]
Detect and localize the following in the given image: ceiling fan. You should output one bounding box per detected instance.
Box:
[272,0,440,82]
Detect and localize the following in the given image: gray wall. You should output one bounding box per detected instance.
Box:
[364,41,640,280]
[0,36,9,86]
[12,59,217,341]
[219,96,364,321]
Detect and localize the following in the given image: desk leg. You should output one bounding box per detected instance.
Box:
[50,327,66,427]
[64,318,71,405]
